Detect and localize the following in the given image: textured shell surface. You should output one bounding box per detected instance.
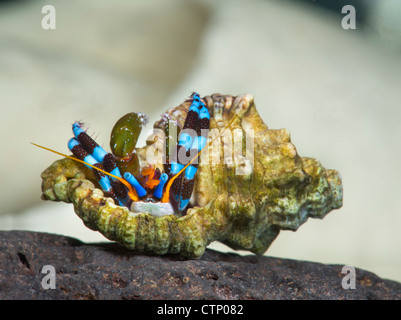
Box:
[40,93,343,259]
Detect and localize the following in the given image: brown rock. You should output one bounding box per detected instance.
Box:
[0,231,399,300]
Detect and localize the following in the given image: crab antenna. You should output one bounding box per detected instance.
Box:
[161,114,239,203]
[31,142,139,201]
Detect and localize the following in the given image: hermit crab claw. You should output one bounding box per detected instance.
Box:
[110,112,149,178]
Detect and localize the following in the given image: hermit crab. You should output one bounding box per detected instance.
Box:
[38,93,343,259]
[63,92,210,217]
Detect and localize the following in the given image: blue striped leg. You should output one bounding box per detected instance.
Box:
[68,138,121,205]
[169,93,210,211]
[71,122,128,204]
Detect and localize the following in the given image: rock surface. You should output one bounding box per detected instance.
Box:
[0,231,400,300]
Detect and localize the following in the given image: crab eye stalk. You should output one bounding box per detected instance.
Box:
[162,119,180,176]
[110,112,149,176]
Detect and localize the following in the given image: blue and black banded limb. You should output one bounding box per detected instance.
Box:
[67,138,120,205]
[167,92,210,211]
[69,123,130,206]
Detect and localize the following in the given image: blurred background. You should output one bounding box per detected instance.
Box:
[1,0,400,283]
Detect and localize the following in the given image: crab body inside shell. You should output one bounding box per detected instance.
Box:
[67,92,209,216]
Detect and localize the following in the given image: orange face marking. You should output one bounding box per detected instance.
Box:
[141,166,160,189]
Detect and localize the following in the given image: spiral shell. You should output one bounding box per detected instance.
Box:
[41,94,343,259]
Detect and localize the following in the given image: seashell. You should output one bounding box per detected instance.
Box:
[40,93,343,259]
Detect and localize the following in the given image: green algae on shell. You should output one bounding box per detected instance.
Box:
[40,93,343,259]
